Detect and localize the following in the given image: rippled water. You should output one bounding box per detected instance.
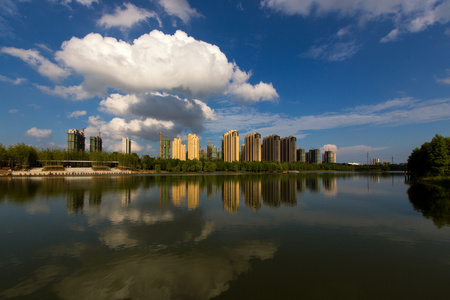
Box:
[0,173,449,299]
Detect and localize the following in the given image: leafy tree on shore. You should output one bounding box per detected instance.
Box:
[407,134,450,178]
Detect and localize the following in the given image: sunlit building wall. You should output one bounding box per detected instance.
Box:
[188,134,199,160]
[122,137,131,154]
[172,138,186,161]
[243,132,261,162]
[223,130,240,162]
[322,150,336,163]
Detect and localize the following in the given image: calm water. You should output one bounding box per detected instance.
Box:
[0,173,449,299]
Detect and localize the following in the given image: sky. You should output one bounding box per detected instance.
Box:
[1,0,450,163]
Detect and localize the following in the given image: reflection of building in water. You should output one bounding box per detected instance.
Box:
[160,183,171,207]
[67,190,85,213]
[242,181,261,210]
[172,182,186,207]
[188,181,199,210]
[297,178,306,193]
[281,179,297,206]
[89,190,102,207]
[207,181,218,199]
[222,181,240,212]
[262,180,281,207]
[305,177,321,193]
[322,177,338,197]
[122,189,131,206]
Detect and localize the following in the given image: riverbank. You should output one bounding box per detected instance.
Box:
[419,176,450,189]
[10,167,131,176]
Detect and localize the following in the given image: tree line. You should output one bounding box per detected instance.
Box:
[407,134,450,178]
[1,142,404,172]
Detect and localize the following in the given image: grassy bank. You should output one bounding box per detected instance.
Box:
[419,176,450,189]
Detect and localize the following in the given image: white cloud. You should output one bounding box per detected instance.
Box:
[320,144,388,162]
[157,0,201,23]
[36,84,93,100]
[55,30,277,102]
[67,110,87,119]
[0,74,26,85]
[8,109,18,114]
[75,0,98,6]
[85,115,176,144]
[97,3,161,29]
[262,0,450,42]
[1,47,70,81]
[24,127,52,140]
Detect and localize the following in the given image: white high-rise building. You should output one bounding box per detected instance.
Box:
[122,137,131,154]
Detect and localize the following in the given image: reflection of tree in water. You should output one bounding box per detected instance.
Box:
[407,183,450,228]
[67,190,85,214]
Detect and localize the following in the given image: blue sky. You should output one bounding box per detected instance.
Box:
[1,0,450,163]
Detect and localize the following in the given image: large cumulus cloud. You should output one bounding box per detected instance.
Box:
[55,30,278,102]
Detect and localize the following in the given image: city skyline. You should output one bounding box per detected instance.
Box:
[1,1,450,164]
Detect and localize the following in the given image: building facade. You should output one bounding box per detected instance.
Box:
[281,136,297,163]
[207,145,218,160]
[262,134,280,162]
[172,138,186,161]
[223,130,240,162]
[122,137,131,154]
[242,132,261,162]
[322,150,336,163]
[160,138,171,159]
[296,148,305,162]
[68,129,85,152]
[188,134,199,160]
[89,136,102,152]
[307,148,321,164]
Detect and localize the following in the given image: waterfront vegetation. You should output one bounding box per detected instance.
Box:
[0,143,405,173]
[407,134,450,187]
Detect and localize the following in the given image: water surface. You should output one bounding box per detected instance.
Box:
[0,173,449,299]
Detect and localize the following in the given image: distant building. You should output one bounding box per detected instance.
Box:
[281,136,297,163]
[297,148,305,162]
[372,158,380,165]
[262,134,280,162]
[188,134,199,160]
[207,145,218,160]
[242,132,261,162]
[68,129,85,152]
[307,149,321,164]
[223,130,240,162]
[172,138,186,161]
[90,135,102,152]
[322,150,336,163]
[122,137,131,154]
[160,138,171,159]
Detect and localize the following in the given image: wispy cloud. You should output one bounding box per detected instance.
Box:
[67,110,86,119]
[0,74,26,85]
[97,3,161,29]
[1,47,70,81]
[206,97,450,139]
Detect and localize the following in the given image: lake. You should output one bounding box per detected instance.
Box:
[0,173,449,299]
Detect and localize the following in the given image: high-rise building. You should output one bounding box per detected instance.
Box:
[262,134,280,162]
[322,150,336,163]
[207,145,217,160]
[307,149,321,164]
[172,138,186,161]
[122,137,131,154]
[281,136,297,162]
[223,130,240,162]
[243,132,261,162]
[68,129,85,152]
[90,136,102,152]
[188,134,199,160]
[160,138,171,159]
[297,148,305,162]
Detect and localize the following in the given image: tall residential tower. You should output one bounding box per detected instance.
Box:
[223,130,240,162]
